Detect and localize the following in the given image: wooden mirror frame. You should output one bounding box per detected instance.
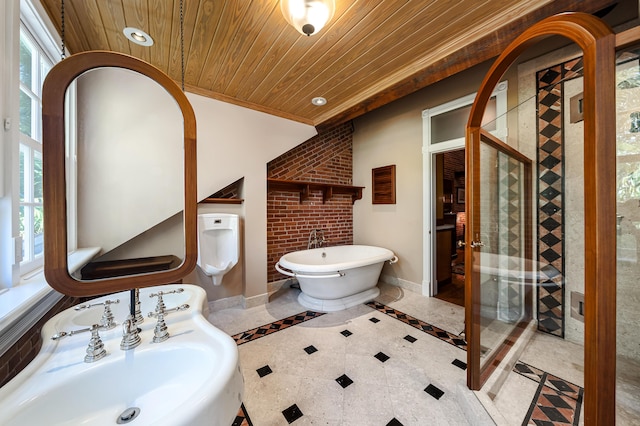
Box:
[43,51,197,297]
[465,12,615,424]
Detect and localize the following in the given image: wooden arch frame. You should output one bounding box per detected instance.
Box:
[43,51,198,297]
[465,12,616,424]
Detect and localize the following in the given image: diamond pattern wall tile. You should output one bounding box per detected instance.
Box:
[534,57,586,338]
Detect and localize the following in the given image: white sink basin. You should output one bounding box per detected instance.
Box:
[0,284,243,426]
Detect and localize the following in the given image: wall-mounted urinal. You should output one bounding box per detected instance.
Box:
[197,213,239,286]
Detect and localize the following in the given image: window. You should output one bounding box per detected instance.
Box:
[18,25,52,274]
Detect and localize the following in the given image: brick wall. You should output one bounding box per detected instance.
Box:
[0,295,83,387]
[267,122,354,282]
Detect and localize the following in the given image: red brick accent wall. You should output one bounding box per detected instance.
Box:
[0,295,83,387]
[267,122,354,282]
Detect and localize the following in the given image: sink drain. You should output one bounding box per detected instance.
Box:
[116,407,141,424]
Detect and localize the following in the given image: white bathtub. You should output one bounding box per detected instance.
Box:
[276,245,397,312]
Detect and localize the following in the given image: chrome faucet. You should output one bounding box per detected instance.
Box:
[307,229,326,249]
[74,298,120,330]
[148,288,188,343]
[51,323,107,363]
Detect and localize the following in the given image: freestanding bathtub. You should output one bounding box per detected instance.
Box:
[275,245,397,312]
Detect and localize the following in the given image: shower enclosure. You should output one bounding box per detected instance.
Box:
[466,13,619,424]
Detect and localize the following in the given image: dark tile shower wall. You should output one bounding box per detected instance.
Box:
[535,57,583,337]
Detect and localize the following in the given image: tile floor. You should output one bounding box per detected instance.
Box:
[208,282,586,426]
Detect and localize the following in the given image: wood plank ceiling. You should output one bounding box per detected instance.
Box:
[40,0,619,129]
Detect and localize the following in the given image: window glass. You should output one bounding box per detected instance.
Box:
[19,37,32,87]
[19,89,32,137]
[18,25,52,272]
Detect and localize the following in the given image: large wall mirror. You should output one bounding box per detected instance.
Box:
[43,51,197,297]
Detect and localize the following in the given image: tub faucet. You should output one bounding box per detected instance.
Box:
[307,229,326,249]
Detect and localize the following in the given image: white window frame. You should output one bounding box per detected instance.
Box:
[18,25,51,275]
[421,82,508,296]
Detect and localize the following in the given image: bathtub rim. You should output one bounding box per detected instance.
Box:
[277,245,396,274]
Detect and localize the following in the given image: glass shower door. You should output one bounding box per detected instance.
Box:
[467,129,533,386]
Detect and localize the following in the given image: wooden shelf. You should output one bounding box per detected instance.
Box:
[267,178,364,204]
[199,197,244,204]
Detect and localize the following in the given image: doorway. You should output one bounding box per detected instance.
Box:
[422,83,507,299]
[433,149,465,307]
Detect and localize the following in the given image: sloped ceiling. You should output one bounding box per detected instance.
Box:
[40,0,622,129]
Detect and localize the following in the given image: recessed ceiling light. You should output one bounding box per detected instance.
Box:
[123,27,154,47]
[311,97,327,106]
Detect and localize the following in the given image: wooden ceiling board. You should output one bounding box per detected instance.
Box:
[121,0,151,63]
[96,0,131,55]
[183,0,226,85]
[262,0,388,108]
[147,0,174,71]
[203,1,278,92]
[281,1,464,116]
[223,5,287,97]
[247,0,368,106]
[39,0,624,127]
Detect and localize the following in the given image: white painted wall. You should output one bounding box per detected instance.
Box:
[75,70,316,300]
[352,63,492,288]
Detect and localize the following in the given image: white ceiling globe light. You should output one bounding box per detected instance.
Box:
[281,0,335,36]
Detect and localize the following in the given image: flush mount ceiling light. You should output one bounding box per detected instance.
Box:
[281,0,335,36]
[123,27,154,46]
[311,97,327,106]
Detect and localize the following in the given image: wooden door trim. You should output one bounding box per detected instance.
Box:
[465,12,616,425]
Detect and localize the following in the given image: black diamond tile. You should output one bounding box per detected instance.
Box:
[369,317,381,323]
[404,335,417,343]
[341,329,352,337]
[540,202,560,216]
[386,419,404,426]
[540,217,561,231]
[424,384,445,400]
[540,233,561,247]
[452,359,467,370]
[540,405,571,423]
[540,185,561,200]
[540,294,562,309]
[548,379,575,393]
[436,331,450,338]
[541,248,561,263]
[374,352,390,363]
[540,155,560,169]
[539,69,561,86]
[452,338,467,347]
[256,365,272,378]
[304,345,318,355]
[539,317,562,332]
[540,139,561,154]
[540,124,560,140]
[544,394,573,410]
[540,280,561,294]
[282,404,303,424]
[335,374,354,388]
[540,170,561,186]
[515,362,535,375]
[540,108,560,123]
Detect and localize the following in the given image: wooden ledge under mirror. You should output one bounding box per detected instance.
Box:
[43,51,197,297]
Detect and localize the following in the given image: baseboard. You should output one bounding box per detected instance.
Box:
[242,292,269,308]
[209,295,244,311]
[380,274,422,294]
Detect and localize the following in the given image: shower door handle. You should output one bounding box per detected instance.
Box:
[470,240,485,248]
